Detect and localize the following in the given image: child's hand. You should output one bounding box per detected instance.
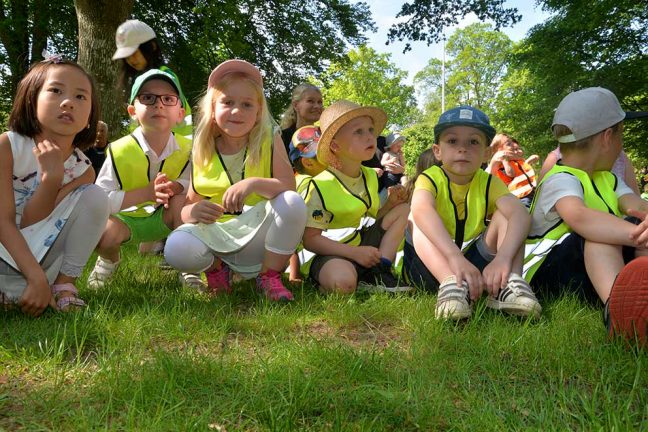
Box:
[19,273,56,316]
[628,209,648,247]
[386,185,408,205]
[372,167,384,177]
[153,173,175,208]
[189,200,224,224]
[351,246,381,268]
[385,162,404,174]
[222,179,252,214]
[448,253,484,300]
[525,154,540,165]
[482,256,511,297]
[33,140,64,185]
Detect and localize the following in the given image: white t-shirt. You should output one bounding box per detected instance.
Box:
[529,172,633,237]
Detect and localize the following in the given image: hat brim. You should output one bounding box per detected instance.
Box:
[112,46,138,60]
[317,106,388,166]
[208,60,263,89]
[625,111,648,120]
[129,72,187,108]
[434,121,496,144]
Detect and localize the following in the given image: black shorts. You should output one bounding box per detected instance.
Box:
[530,232,635,304]
[309,219,386,284]
[402,236,493,292]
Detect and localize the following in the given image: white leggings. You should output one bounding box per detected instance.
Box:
[164,191,306,275]
[0,184,110,300]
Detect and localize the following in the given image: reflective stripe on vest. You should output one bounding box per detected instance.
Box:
[496,160,536,199]
[109,133,191,217]
[192,136,273,222]
[299,166,380,275]
[421,165,492,251]
[523,165,619,281]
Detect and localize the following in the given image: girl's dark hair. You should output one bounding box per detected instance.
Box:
[118,38,164,96]
[8,59,100,151]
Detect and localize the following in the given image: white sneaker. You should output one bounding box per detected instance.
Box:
[435,275,472,320]
[179,272,207,292]
[87,256,119,289]
[486,273,541,318]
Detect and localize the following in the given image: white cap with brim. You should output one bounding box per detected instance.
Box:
[112,19,156,60]
[553,87,648,143]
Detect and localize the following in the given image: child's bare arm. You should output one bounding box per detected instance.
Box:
[492,194,530,263]
[556,196,639,246]
[0,136,55,315]
[302,227,381,268]
[222,135,295,213]
[53,166,95,207]
[181,187,224,224]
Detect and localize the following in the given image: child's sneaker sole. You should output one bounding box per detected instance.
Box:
[486,296,541,319]
[608,256,648,347]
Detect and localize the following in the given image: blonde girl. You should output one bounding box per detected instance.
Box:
[164,60,307,301]
[0,58,110,316]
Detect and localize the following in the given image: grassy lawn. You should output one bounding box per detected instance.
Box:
[1,248,646,431]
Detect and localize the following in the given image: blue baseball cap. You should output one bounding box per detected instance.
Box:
[289,125,320,163]
[434,106,496,143]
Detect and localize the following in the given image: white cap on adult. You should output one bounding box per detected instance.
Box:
[112,19,156,60]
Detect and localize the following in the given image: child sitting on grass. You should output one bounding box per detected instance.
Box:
[0,58,110,315]
[407,106,541,320]
[287,125,326,282]
[486,133,538,207]
[523,87,648,345]
[163,60,306,302]
[90,69,193,289]
[301,100,411,294]
[381,132,407,188]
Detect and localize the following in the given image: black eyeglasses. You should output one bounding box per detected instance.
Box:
[137,94,179,106]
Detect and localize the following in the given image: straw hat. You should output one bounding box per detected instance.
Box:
[317,100,387,165]
[208,59,263,89]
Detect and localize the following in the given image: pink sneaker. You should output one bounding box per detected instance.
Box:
[205,261,232,295]
[256,270,294,302]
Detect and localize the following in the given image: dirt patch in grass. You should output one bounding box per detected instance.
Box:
[300,319,410,350]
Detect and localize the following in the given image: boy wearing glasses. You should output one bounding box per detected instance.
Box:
[89,69,191,288]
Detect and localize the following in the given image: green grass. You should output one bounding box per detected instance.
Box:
[1,248,646,431]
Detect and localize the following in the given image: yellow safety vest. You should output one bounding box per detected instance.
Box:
[295,173,312,196]
[192,137,273,222]
[109,133,192,217]
[299,166,380,275]
[523,164,620,281]
[421,165,492,250]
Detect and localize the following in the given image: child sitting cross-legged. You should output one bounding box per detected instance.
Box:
[524,87,648,345]
[90,69,194,288]
[301,100,411,294]
[407,106,541,320]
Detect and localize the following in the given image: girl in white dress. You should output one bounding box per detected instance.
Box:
[164,60,306,301]
[0,58,110,316]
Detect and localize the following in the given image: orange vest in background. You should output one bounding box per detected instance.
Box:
[494,160,536,199]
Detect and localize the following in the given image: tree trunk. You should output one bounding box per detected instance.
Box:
[74,0,134,140]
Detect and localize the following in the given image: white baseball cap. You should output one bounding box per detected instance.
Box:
[112,20,156,60]
[552,87,648,143]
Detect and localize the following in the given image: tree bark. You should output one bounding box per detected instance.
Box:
[74,0,134,140]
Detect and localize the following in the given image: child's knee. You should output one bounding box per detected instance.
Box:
[164,231,213,272]
[273,190,307,224]
[319,267,358,294]
[78,185,110,220]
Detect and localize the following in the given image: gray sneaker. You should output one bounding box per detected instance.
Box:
[486,273,541,318]
[435,275,471,320]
